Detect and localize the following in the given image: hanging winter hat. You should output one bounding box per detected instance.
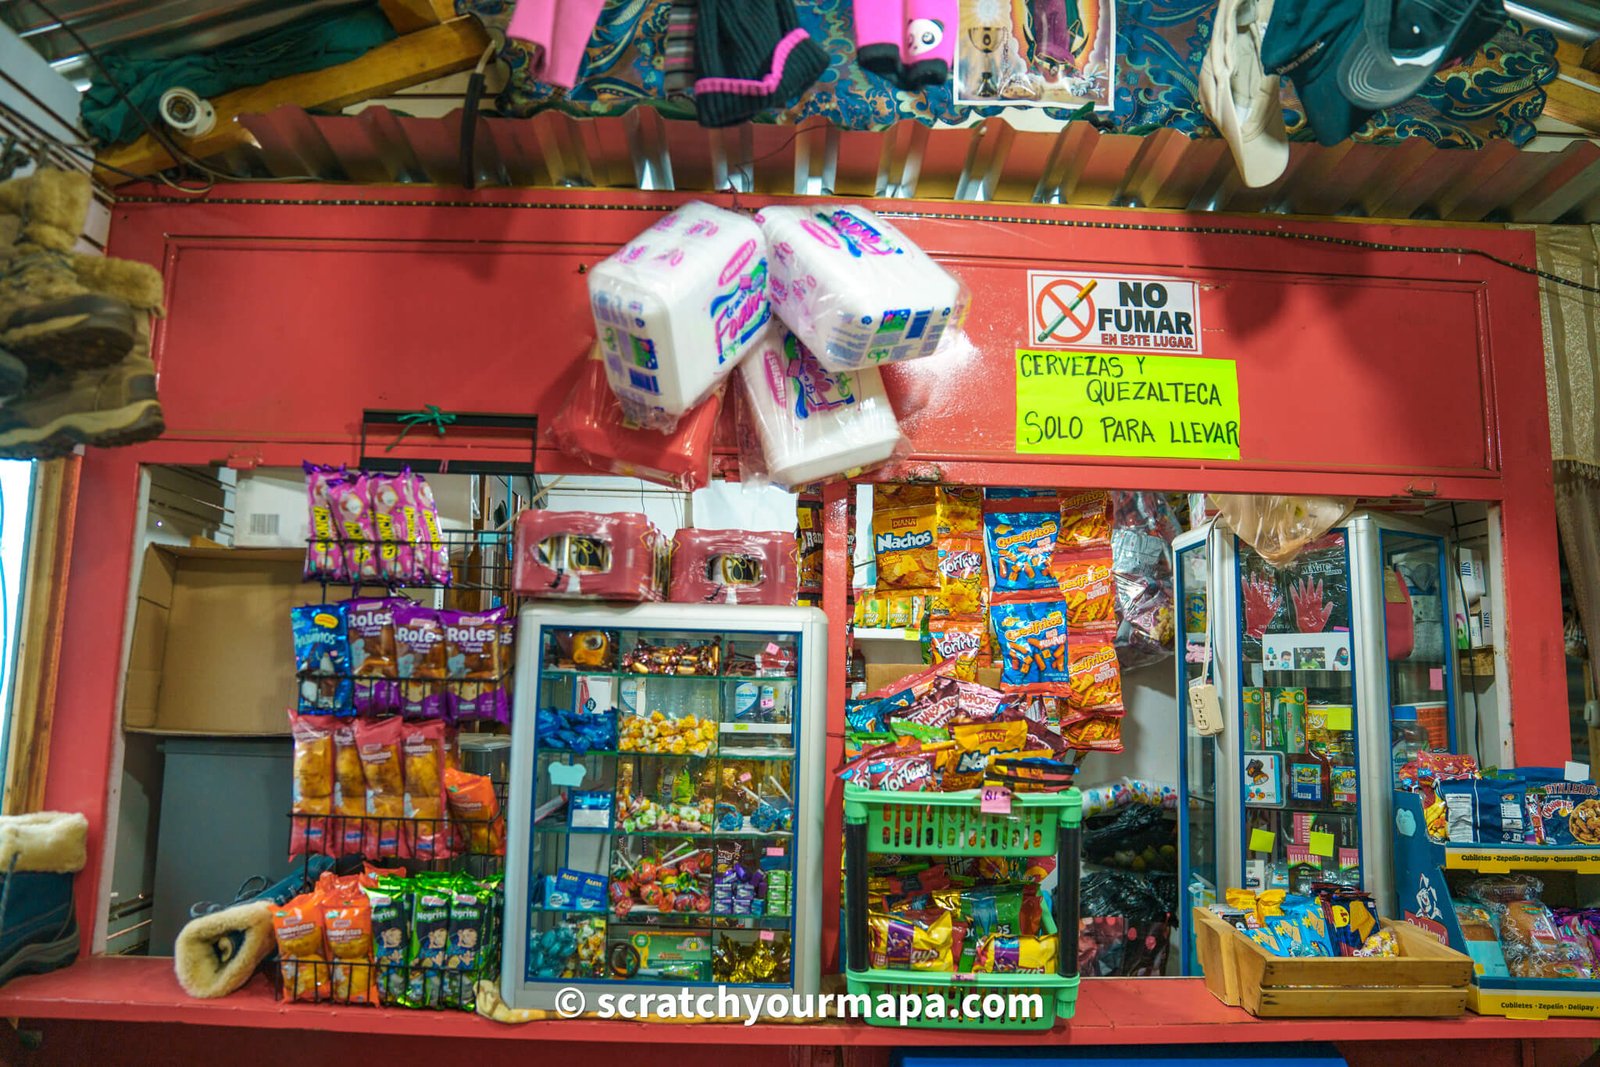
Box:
[694,0,829,128]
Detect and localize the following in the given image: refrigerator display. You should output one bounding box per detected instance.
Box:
[501,603,826,1009]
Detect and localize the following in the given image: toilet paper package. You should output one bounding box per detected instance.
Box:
[588,201,771,430]
[669,529,798,606]
[513,510,671,601]
[737,326,903,489]
[756,204,968,372]
[548,351,722,492]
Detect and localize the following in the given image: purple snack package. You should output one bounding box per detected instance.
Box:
[409,471,452,586]
[304,462,346,582]
[330,473,381,584]
[371,473,419,585]
[441,606,510,724]
[344,597,401,715]
[393,602,447,720]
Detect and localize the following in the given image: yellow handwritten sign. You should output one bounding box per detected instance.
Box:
[1014,350,1241,460]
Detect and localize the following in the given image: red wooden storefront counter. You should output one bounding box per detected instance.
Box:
[32,189,1565,1054]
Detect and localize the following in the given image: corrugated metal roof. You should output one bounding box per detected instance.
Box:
[218,106,1600,224]
[0,0,370,90]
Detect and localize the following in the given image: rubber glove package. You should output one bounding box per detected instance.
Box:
[669,528,798,606]
[588,201,771,430]
[548,350,722,492]
[736,326,903,489]
[755,204,969,372]
[512,510,671,601]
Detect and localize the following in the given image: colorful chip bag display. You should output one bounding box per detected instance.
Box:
[985,511,1060,594]
[370,472,422,585]
[973,933,1058,974]
[1055,551,1116,629]
[275,898,330,1002]
[1057,490,1111,550]
[1066,639,1124,716]
[990,600,1069,693]
[292,604,353,714]
[929,620,985,680]
[344,597,399,715]
[937,486,982,536]
[394,603,448,721]
[441,607,510,724]
[932,539,985,621]
[944,720,1026,791]
[304,462,346,581]
[873,494,938,592]
[867,907,959,971]
[330,473,381,584]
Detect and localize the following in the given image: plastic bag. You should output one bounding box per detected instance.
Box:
[669,528,798,606]
[1109,491,1180,670]
[734,326,903,489]
[1082,803,1177,871]
[512,510,671,601]
[549,349,722,491]
[756,204,970,373]
[1212,494,1354,568]
[1078,869,1175,976]
[588,201,770,431]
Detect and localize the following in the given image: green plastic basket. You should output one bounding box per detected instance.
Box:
[844,969,1079,1030]
[843,785,1082,857]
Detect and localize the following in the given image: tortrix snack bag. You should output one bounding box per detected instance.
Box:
[932,538,985,621]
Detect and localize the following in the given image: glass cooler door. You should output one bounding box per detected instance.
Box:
[523,625,800,991]
[1378,530,1456,780]
[1236,531,1364,894]
[1177,536,1219,974]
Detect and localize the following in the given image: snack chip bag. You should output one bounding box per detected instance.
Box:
[929,620,984,680]
[1526,781,1600,846]
[937,486,982,536]
[932,539,985,621]
[442,606,511,724]
[289,710,336,857]
[402,720,451,862]
[323,896,378,1005]
[1066,639,1124,716]
[990,600,1069,693]
[444,885,486,1010]
[945,720,1027,791]
[985,512,1060,594]
[876,484,937,511]
[393,603,447,720]
[1057,490,1111,550]
[1054,551,1116,630]
[330,473,380,584]
[867,907,958,971]
[304,462,346,581]
[274,897,330,1002]
[410,471,453,586]
[370,472,421,585]
[367,885,410,1004]
[344,597,399,716]
[873,501,938,592]
[1060,714,1124,752]
[406,886,453,1007]
[973,933,1058,974]
[356,716,406,858]
[445,767,506,856]
[331,721,368,856]
[292,603,352,714]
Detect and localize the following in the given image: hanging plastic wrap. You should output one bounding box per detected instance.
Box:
[1109,491,1181,670]
[669,529,798,606]
[548,350,722,492]
[512,511,671,601]
[1210,494,1354,568]
[587,201,770,431]
[755,204,970,372]
[735,326,904,489]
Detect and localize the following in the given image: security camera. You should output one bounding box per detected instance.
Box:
[158,87,215,137]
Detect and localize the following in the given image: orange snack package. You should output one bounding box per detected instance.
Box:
[1066,640,1124,716]
[323,895,378,1005]
[402,720,452,862]
[930,620,985,681]
[932,538,986,621]
[274,895,330,1002]
[444,767,507,856]
[1057,490,1111,550]
[1060,714,1125,753]
[356,716,405,859]
[1055,551,1116,630]
[331,721,367,857]
[289,710,335,858]
[874,501,939,591]
[937,487,982,537]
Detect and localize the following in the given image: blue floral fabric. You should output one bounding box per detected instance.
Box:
[460,0,1557,147]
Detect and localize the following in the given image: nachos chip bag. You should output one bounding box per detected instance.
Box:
[873,499,938,592]
[1066,639,1125,716]
[944,719,1027,791]
[1057,490,1111,550]
[990,599,1070,694]
[932,538,986,621]
[985,511,1061,594]
[1054,550,1116,630]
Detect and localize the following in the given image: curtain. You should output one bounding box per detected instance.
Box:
[1533,225,1600,696]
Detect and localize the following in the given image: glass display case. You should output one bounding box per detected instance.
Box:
[501,603,827,1009]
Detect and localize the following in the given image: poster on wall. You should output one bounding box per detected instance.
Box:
[1261,632,1353,673]
[955,0,1116,109]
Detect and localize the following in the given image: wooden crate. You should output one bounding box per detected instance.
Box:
[1194,908,1473,1018]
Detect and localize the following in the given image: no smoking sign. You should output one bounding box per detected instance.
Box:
[1026,271,1204,354]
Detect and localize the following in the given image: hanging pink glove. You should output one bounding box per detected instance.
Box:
[1243,574,1281,640]
[1291,577,1334,633]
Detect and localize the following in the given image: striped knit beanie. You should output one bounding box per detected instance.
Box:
[693,0,828,128]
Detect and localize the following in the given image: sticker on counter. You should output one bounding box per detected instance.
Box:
[1015,350,1241,460]
[1027,272,1203,353]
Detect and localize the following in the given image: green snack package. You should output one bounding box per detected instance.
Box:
[444,885,486,1011]
[366,883,411,1006]
[889,721,952,745]
[406,886,452,1008]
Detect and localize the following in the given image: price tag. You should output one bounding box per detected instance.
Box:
[760,929,775,941]
[765,642,780,655]
[951,972,976,982]
[728,724,749,732]
[1429,668,1444,691]
[739,772,753,783]
[1308,831,1336,858]
[765,847,785,857]
[981,786,1013,815]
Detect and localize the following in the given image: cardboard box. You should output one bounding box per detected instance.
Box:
[124,546,305,735]
[864,663,1001,695]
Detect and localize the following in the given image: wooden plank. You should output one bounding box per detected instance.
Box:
[1193,908,1241,1007]
[1557,40,1600,81]
[378,0,457,33]
[3,457,79,814]
[1247,986,1468,1018]
[1544,76,1600,137]
[1230,917,1473,999]
[96,18,490,184]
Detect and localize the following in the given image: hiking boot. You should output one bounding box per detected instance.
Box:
[0,812,87,988]
[0,312,163,459]
[0,168,135,367]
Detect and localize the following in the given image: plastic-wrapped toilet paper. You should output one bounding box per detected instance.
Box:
[737,326,903,488]
[588,201,771,430]
[756,204,968,372]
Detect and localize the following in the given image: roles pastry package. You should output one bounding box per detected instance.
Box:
[513,510,670,601]
[755,204,969,372]
[736,326,903,488]
[549,348,723,492]
[588,201,770,431]
[669,528,798,606]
